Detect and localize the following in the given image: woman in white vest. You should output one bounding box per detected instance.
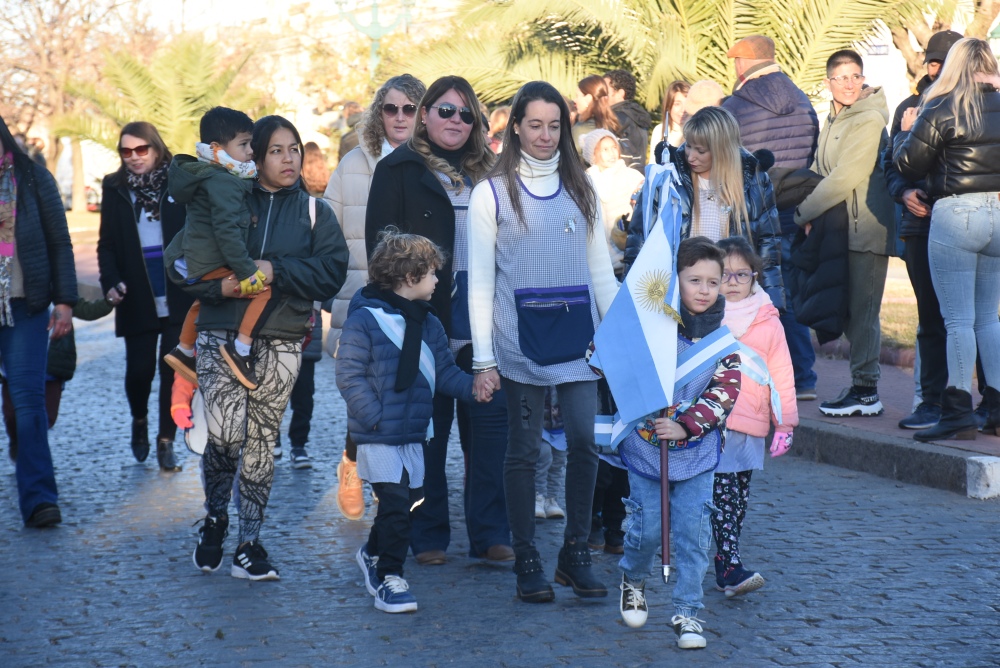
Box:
[468,81,618,603]
[324,74,426,521]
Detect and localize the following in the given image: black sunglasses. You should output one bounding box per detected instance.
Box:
[119,144,151,158]
[382,103,417,117]
[429,104,475,125]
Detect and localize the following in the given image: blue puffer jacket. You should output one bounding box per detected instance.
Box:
[625,147,784,311]
[336,287,473,445]
[721,70,818,170]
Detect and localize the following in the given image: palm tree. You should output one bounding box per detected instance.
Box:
[401,0,923,109]
[54,35,272,155]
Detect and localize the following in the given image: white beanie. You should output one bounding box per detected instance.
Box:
[582,128,619,165]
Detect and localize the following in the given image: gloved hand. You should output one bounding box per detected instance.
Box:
[239,269,268,296]
[171,404,193,429]
[770,431,792,457]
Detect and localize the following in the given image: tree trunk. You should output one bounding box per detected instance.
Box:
[70,138,88,214]
[967,0,1000,38]
[890,25,923,83]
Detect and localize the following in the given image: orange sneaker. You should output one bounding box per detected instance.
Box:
[337,452,365,520]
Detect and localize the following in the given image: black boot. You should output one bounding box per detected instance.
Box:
[979,387,1000,435]
[554,539,608,598]
[131,418,150,462]
[914,387,977,442]
[156,437,182,472]
[513,549,555,603]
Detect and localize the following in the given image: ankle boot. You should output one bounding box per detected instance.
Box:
[131,418,150,462]
[513,549,555,603]
[156,437,182,472]
[914,387,978,442]
[979,387,1000,435]
[554,539,608,598]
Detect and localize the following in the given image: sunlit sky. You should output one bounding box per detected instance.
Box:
[145,0,395,33]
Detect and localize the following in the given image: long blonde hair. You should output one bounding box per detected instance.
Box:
[682,106,751,242]
[409,76,495,190]
[919,37,998,135]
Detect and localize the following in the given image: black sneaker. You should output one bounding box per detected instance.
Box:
[975,400,990,430]
[192,514,229,573]
[231,540,279,580]
[819,386,884,417]
[220,341,259,390]
[25,502,61,528]
[290,447,312,469]
[164,347,198,384]
[899,402,941,429]
[273,433,282,459]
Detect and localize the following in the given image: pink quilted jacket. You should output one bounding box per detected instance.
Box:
[724,300,798,437]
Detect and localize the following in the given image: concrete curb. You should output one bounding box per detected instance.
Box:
[793,417,1000,499]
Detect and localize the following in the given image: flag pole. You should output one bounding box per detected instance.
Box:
[660,416,671,584]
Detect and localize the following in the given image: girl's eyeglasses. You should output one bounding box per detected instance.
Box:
[430,104,475,125]
[382,103,417,117]
[723,270,756,284]
[119,144,151,158]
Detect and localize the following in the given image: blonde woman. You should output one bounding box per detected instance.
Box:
[365,76,507,566]
[894,37,1000,442]
[324,74,426,520]
[668,106,783,307]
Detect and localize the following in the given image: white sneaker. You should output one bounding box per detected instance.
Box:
[535,494,546,519]
[544,497,565,519]
[671,614,707,649]
[619,574,648,628]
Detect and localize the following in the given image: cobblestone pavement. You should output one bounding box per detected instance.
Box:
[2,315,999,667]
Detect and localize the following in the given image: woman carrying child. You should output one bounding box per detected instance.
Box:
[469,81,618,603]
[713,237,797,597]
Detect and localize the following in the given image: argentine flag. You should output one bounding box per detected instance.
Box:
[589,162,684,425]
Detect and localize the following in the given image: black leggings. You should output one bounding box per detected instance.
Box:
[711,470,753,567]
[123,319,181,440]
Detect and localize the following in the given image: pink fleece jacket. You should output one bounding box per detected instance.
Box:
[723,291,798,436]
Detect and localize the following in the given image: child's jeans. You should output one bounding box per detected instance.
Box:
[619,468,715,618]
[534,436,566,499]
[368,469,424,581]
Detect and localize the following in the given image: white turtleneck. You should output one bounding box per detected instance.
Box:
[467,150,619,369]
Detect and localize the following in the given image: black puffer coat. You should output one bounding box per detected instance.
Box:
[11,155,77,315]
[773,169,849,344]
[893,83,1000,197]
[882,75,933,238]
[624,147,784,311]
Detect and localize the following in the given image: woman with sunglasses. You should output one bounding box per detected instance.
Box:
[467,80,618,603]
[0,115,77,527]
[325,74,425,519]
[97,122,194,470]
[365,76,509,567]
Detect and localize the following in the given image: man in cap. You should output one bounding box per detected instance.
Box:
[722,35,820,401]
[882,30,963,431]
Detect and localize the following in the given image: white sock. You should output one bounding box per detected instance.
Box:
[234,339,252,357]
[177,345,195,357]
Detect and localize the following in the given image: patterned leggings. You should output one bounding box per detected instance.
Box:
[198,332,300,544]
[711,470,753,567]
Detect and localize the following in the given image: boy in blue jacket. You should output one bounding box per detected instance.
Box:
[337,229,490,613]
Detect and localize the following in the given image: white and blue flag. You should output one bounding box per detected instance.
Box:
[589,162,684,425]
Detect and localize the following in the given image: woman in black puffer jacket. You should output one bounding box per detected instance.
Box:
[625,107,783,309]
[893,37,1000,442]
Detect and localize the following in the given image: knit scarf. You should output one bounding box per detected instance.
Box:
[195,142,257,179]
[679,294,726,341]
[0,152,17,326]
[721,286,771,340]
[125,162,168,221]
[362,284,433,392]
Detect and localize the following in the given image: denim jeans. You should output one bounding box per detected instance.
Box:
[779,231,817,391]
[928,192,1000,392]
[503,378,598,555]
[903,235,947,404]
[619,468,715,618]
[534,438,566,499]
[287,357,315,447]
[0,301,58,522]
[123,319,181,441]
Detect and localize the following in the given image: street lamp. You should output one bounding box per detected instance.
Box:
[335,0,415,77]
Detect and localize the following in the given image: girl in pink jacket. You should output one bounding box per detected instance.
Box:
[713,237,798,598]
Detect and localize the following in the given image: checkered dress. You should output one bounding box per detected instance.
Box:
[437,172,473,356]
[692,178,725,242]
[488,175,601,385]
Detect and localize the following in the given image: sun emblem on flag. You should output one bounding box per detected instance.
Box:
[636,270,670,313]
